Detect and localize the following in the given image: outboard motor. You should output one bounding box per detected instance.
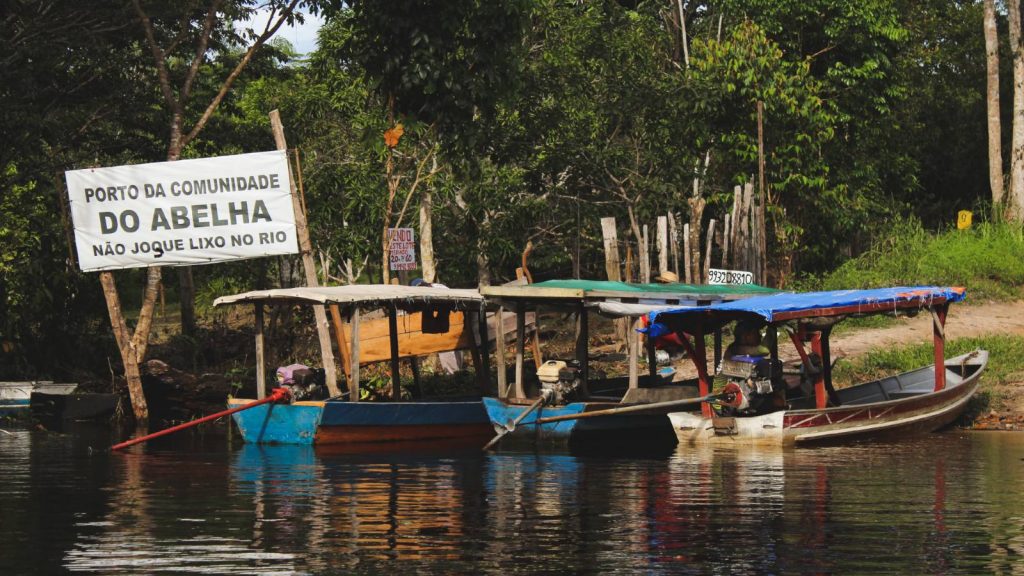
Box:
[717,355,779,415]
[276,364,326,401]
[535,360,582,405]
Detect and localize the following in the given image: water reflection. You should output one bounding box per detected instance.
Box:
[0,427,1022,573]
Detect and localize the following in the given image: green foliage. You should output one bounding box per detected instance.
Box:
[817,217,1024,300]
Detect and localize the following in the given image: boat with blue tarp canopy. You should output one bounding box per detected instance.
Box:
[635,286,985,446]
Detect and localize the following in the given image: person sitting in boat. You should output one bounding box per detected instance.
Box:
[723,319,770,359]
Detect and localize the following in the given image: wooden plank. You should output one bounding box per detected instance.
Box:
[703,218,716,284]
[669,212,680,275]
[683,223,692,283]
[255,303,265,400]
[388,306,401,400]
[722,213,731,268]
[270,110,339,397]
[496,306,508,398]
[657,216,669,275]
[350,308,360,401]
[640,224,651,283]
[600,217,621,281]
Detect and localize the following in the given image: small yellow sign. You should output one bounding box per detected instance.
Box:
[957,210,972,230]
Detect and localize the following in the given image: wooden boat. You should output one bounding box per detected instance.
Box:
[479,280,776,447]
[645,286,986,446]
[1,381,77,415]
[216,285,510,445]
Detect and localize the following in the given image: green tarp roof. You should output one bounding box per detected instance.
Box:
[531,279,777,296]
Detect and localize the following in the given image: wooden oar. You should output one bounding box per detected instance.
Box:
[482,393,549,451]
[531,394,720,425]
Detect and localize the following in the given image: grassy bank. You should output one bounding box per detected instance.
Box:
[809,218,1024,301]
[832,334,1024,424]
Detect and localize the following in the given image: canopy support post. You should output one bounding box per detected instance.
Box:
[514,302,526,399]
[933,304,948,391]
[255,303,265,400]
[628,316,640,390]
[496,306,508,398]
[388,305,401,400]
[821,325,840,405]
[811,332,826,410]
[694,326,713,418]
[576,302,590,399]
[476,303,491,396]
[350,307,360,402]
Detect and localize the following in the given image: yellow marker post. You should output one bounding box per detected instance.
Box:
[957,210,972,230]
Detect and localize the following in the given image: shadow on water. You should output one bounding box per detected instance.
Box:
[1,428,1023,574]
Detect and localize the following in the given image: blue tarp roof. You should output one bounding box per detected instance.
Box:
[646,286,966,327]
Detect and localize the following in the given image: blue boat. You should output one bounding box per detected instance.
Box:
[478,280,774,448]
[216,285,497,446]
[228,398,491,445]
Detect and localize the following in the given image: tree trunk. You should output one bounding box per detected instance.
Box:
[986,0,1006,209]
[419,188,436,282]
[687,195,705,282]
[100,272,148,422]
[1008,0,1024,220]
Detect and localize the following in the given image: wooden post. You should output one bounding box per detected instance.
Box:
[600,217,621,281]
[514,302,526,399]
[932,305,948,391]
[703,218,716,284]
[388,305,401,400]
[628,316,640,390]
[329,304,350,381]
[694,327,713,419]
[576,303,590,398]
[657,216,669,276]
[640,224,651,283]
[496,306,508,397]
[255,303,266,400]
[757,100,768,284]
[668,212,680,275]
[625,245,634,283]
[349,308,360,402]
[713,328,722,372]
[722,214,731,268]
[683,223,692,283]
[270,109,340,397]
[476,303,491,395]
[811,332,826,410]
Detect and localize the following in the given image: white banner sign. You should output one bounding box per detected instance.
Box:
[66,151,299,272]
[388,228,417,271]
[708,268,755,285]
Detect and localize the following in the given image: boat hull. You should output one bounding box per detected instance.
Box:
[482,397,678,447]
[1,382,77,415]
[229,399,491,445]
[670,350,987,446]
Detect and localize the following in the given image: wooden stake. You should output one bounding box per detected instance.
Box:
[703,218,716,284]
[722,213,731,268]
[640,224,651,283]
[514,302,526,399]
[668,212,680,275]
[270,110,340,397]
[255,303,266,400]
[657,216,669,276]
[387,305,401,400]
[601,217,621,281]
[683,223,692,283]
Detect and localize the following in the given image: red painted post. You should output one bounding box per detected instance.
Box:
[811,332,827,410]
[693,326,714,419]
[933,304,948,392]
[110,387,290,451]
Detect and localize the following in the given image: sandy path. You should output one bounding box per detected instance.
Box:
[828,300,1024,360]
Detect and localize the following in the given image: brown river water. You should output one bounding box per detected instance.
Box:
[0,426,1022,574]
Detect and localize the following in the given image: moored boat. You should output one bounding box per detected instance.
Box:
[642,286,986,446]
[479,279,776,448]
[1,381,78,415]
[215,285,499,445]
